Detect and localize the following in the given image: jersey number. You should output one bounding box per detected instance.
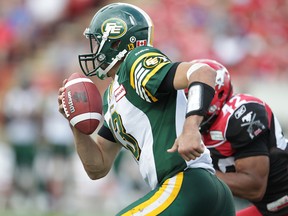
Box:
[110,111,141,160]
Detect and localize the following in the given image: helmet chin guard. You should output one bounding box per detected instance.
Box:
[78,3,154,79]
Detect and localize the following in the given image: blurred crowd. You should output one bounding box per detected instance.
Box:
[149,0,288,79]
[0,0,288,215]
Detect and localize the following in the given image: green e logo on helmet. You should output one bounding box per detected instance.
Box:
[101,18,127,39]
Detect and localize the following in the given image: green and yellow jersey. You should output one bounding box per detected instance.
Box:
[102,46,214,189]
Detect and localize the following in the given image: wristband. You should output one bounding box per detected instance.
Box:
[186,82,215,118]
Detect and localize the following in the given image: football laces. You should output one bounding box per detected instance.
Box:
[62,93,70,118]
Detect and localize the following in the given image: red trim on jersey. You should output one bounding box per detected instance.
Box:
[203,94,271,157]
[236,205,262,216]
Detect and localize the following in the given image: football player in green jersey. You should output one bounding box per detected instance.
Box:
[58,3,235,216]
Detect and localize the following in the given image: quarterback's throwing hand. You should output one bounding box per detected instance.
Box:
[167,129,204,161]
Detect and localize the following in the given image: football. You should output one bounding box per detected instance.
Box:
[62,72,102,135]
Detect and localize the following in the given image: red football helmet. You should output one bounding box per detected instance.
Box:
[189,59,233,131]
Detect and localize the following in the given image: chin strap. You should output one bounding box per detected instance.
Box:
[96,28,128,79]
[103,49,128,73]
[96,49,128,79]
[97,29,110,55]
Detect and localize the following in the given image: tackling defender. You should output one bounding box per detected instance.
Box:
[58,3,235,215]
[190,59,288,216]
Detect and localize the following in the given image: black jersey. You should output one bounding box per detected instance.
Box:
[202,93,288,215]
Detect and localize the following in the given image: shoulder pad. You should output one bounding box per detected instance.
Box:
[120,46,173,103]
[226,101,269,148]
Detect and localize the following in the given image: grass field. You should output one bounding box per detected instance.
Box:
[0,197,250,216]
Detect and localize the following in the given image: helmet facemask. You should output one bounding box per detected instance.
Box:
[79,28,127,79]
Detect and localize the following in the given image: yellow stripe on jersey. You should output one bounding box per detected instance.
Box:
[130,52,168,89]
[143,86,158,102]
[142,62,170,87]
[122,172,183,216]
[141,62,169,102]
[130,52,170,102]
